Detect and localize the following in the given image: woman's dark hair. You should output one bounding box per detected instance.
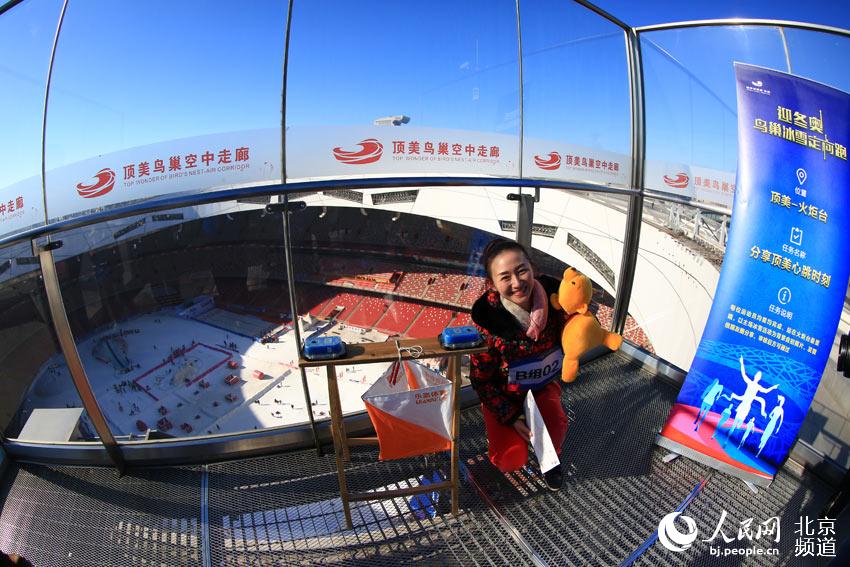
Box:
[480,238,533,279]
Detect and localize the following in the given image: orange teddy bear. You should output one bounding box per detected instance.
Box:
[550,267,622,382]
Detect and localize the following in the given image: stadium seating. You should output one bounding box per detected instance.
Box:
[374,300,423,335]
[449,312,472,327]
[624,314,655,353]
[63,228,655,357]
[457,276,486,307]
[298,287,337,317]
[394,272,432,298]
[406,306,454,338]
[346,296,388,329]
[317,292,363,321]
[424,273,466,304]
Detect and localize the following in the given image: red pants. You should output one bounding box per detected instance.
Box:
[481,380,568,473]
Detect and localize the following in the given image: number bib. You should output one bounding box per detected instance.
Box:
[507,347,563,391]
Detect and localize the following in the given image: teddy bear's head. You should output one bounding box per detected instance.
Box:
[558,267,592,314]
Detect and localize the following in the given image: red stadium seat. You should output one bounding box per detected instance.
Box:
[346,296,387,328]
[406,306,454,338]
[375,300,423,335]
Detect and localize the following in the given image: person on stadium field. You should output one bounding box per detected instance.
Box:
[469,238,569,491]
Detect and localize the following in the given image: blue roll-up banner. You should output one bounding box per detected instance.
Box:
[657,63,850,486]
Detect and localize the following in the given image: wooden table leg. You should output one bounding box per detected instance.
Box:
[448,354,460,517]
[326,365,353,529]
[326,364,350,461]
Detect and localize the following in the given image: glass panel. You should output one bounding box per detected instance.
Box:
[291,187,504,417]
[641,25,850,466]
[0,0,62,240]
[286,1,520,181]
[44,0,286,223]
[782,28,850,471]
[533,187,627,338]
[642,26,790,208]
[800,291,850,469]
[287,186,629,417]
[292,186,522,345]
[631,197,727,369]
[52,201,298,440]
[0,241,86,441]
[783,28,850,95]
[521,0,630,187]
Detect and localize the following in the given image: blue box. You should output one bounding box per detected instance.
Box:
[438,326,482,350]
[303,336,347,360]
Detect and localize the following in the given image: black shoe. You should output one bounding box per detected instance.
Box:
[543,467,563,491]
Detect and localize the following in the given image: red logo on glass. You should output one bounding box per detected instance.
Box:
[534,152,561,171]
[663,173,689,189]
[76,168,116,198]
[332,139,383,164]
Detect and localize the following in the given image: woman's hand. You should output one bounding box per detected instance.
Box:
[512,416,531,442]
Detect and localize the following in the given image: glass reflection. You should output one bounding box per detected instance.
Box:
[631,196,729,369]
[286,0,520,180]
[44,0,285,223]
[533,188,630,341]
[521,0,630,187]
[642,26,790,204]
[782,27,850,93]
[0,0,61,239]
[50,202,302,440]
[1,241,85,441]
[284,186,630,417]
[289,187,521,417]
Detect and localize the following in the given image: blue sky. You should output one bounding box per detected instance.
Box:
[2,0,849,210]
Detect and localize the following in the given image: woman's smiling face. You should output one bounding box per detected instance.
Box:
[487,249,535,311]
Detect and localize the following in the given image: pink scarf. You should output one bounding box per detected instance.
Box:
[500,279,548,340]
[526,279,548,340]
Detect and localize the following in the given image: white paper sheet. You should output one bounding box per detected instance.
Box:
[524,391,560,473]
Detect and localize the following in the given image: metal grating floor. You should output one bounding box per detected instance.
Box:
[1,353,844,566]
[0,464,202,566]
[206,429,531,566]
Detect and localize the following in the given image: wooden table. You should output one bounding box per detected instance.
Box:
[299,337,487,529]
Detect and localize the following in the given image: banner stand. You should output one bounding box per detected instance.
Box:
[656,434,773,488]
[656,63,850,486]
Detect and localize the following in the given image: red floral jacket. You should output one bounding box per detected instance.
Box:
[469,275,565,425]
